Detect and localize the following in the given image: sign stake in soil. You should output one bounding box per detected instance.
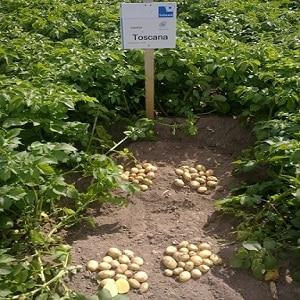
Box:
[120,1,177,120]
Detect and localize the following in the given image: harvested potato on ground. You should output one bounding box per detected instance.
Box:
[178,271,191,282]
[98,270,116,279]
[86,260,99,272]
[161,240,223,282]
[162,256,178,269]
[140,282,149,293]
[115,278,130,294]
[107,247,122,259]
[133,271,148,283]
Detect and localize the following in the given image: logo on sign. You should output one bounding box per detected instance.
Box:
[158,6,174,18]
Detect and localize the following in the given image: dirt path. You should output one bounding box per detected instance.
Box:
[66,116,299,300]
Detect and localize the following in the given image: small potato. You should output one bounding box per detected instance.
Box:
[207,180,218,187]
[98,270,116,279]
[189,167,198,173]
[139,184,149,191]
[128,278,141,289]
[178,247,189,254]
[198,250,212,258]
[182,172,192,182]
[130,167,139,174]
[177,261,186,268]
[107,247,122,259]
[198,264,210,273]
[184,261,194,272]
[188,243,198,252]
[161,256,177,269]
[190,255,203,266]
[178,271,191,282]
[205,169,215,176]
[164,269,174,277]
[146,171,156,179]
[114,274,127,280]
[142,178,153,186]
[86,260,99,272]
[174,178,185,187]
[195,164,206,172]
[173,267,184,275]
[131,256,144,266]
[98,262,112,271]
[191,268,202,279]
[110,260,120,269]
[124,270,134,278]
[198,242,212,251]
[140,282,149,293]
[122,249,135,259]
[178,241,190,248]
[128,263,140,271]
[102,256,114,263]
[165,245,178,256]
[207,176,218,182]
[175,168,184,176]
[195,177,206,184]
[115,264,128,274]
[202,258,214,267]
[173,252,190,262]
[189,251,197,257]
[134,271,148,283]
[118,255,131,265]
[190,180,201,189]
[210,254,223,265]
[197,186,208,194]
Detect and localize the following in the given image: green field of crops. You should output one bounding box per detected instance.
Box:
[0,0,299,299]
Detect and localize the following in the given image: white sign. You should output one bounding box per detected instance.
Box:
[120,2,177,49]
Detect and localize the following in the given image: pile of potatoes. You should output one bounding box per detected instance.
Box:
[120,162,158,191]
[161,241,222,282]
[86,247,149,295]
[173,164,218,194]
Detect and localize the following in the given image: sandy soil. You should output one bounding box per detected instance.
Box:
[65,116,300,300]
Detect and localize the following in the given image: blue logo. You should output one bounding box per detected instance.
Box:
[158,6,174,18]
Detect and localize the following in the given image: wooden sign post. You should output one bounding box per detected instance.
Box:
[144,0,154,119]
[120,1,177,119]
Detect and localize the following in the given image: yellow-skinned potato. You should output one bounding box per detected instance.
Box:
[122,249,135,259]
[190,255,203,266]
[198,242,212,251]
[198,249,212,258]
[178,241,190,248]
[164,269,174,277]
[191,268,202,279]
[184,261,194,272]
[197,186,208,194]
[178,271,191,282]
[133,271,148,283]
[98,270,116,279]
[107,247,122,259]
[202,258,214,267]
[161,256,177,269]
[140,282,149,293]
[173,267,184,275]
[165,245,177,256]
[174,178,185,187]
[131,256,144,266]
[86,260,99,272]
[118,254,131,265]
[198,264,210,273]
[128,278,141,289]
[98,262,112,271]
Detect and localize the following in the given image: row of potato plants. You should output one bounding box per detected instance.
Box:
[0,0,299,298]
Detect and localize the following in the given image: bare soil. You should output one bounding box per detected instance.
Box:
[66,116,300,300]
